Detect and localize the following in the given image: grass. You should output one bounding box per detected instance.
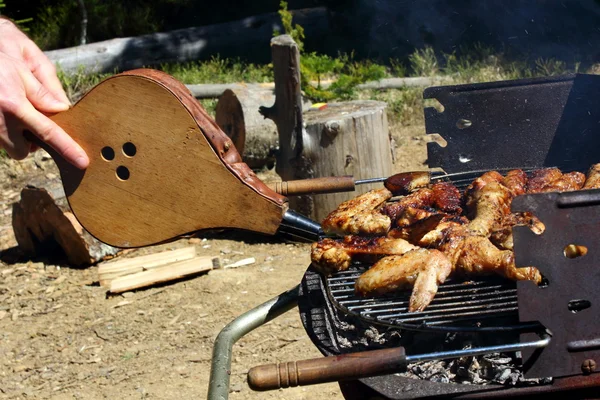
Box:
[161,56,272,84]
[53,45,596,127]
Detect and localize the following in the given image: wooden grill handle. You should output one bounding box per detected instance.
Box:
[247,347,407,391]
[266,176,356,196]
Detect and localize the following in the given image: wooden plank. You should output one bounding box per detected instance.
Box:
[98,246,197,286]
[109,256,215,293]
[222,257,256,269]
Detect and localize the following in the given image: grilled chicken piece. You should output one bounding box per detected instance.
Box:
[395,206,438,228]
[360,220,541,312]
[311,236,418,275]
[437,225,542,284]
[527,168,585,193]
[355,249,452,312]
[502,169,527,196]
[432,182,463,214]
[322,188,392,236]
[381,188,434,222]
[464,171,513,237]
[384,171,431,196]
[490,212,545,251]
[583,163,600,189]
[389,214,468,245]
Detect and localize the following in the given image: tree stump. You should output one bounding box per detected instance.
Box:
[215,87,278,169]
[216,87,312,169]
[294,101,394,222]
[12,186,120,266]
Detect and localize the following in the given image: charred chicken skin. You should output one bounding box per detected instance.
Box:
[321,188,392,236]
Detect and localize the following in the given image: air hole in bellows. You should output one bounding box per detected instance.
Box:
[122,142,137,157]
[568,299,591,313]
[101,146,115,161]
[564,244,588,259]
[116,166,130,181]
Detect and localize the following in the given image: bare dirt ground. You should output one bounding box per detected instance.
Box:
[0,122,427,400]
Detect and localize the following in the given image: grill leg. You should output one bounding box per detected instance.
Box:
[207,285,300,400]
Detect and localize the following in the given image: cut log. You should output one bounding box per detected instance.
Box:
[45,7,329,74]
[98,246,198,286]
[216,87,312,169]
[187,77,453,99]
[11,186,119,266]
[216,88,277,169]
[109,256,216,294]
[296,101,394,222]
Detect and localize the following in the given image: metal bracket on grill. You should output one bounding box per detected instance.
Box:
[424,73,600,174]
[512,189,600,379]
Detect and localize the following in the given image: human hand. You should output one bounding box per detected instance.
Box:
[0,19,89,169]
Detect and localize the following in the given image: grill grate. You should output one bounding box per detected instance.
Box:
[325,265,534,332]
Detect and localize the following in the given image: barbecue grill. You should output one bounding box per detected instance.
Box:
[207,73,600,399]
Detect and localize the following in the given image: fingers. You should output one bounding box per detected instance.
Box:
[13,101,89,169]
[0,112,31,160]
[23,43,71,106]
[18,66,70,114]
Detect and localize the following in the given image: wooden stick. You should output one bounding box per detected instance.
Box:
[247,347,407,391]
[98,246,197,286]
[266,176,356,196]
[222,257,256,269]
[109,256,215,293]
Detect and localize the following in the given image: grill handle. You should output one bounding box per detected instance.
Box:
[266,176,356,196]
[247,347,407,391]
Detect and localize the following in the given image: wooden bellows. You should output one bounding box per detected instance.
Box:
[36,69,288,248]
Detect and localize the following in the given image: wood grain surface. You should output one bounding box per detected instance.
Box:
[42,69,287,248]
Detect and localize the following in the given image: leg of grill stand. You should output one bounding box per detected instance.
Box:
[207,285,300,400]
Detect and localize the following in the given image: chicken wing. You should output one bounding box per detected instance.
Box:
[311,236,418,275]
[381,188,434,222]
[583,163,600,189]
[321,188,392,236]
[465,177,513,237]
[527,168,585,193]
[355,249,453,312]
[384,171,431,196]
[439,229,542,284]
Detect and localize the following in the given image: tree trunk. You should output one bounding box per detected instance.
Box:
[259,34,304,182]
[296,101,394,222]
[45,8,329,74]
[12,186,120,266]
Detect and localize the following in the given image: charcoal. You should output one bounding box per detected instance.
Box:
[429,373,450,384]
[494,367,512,383]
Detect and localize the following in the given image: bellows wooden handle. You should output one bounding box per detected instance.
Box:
[267,176,356,196]
[247,347,407,391]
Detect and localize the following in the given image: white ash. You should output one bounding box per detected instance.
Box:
[334,318,402,349]
[396,352,553,387]
[327,294,551,387]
